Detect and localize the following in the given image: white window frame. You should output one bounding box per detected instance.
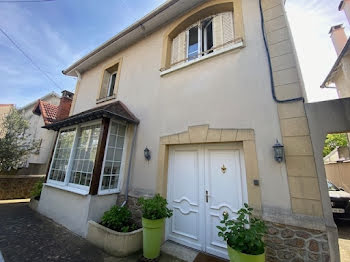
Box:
[186,17,213,61]
[46,120,102,194]
[107,71,117,98]
[98,120,129,195]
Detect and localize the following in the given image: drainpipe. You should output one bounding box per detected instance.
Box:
[258,0,304,103]
[122,123,138,206]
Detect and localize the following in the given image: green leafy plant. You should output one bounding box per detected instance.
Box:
[31,178,44,200]
[138,194,173,220]
[101,205,138,232]
[0,108,39,172]
[323,133,348,157]
[217,204,266,255]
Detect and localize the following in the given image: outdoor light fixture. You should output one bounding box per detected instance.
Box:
[273,140,284,163]
[144,147,151,161]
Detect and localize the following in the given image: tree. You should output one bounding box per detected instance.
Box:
[0,108,37,172]
[323,133,348,157]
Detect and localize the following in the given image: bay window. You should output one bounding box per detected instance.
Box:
[47,122,104,193]
[99,121,127,194]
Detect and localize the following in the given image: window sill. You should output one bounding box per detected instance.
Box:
[98,190,120,196]
[44,183,89,196]
[96,95,116,104]
[160,41,244,76]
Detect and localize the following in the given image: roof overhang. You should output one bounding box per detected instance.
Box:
[43,101,139,131]
[321,37,350,88]
[62,0,208,77]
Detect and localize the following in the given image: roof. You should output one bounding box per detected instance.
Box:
[20,92,60,110]
[62,0,206,76]
[321,37,350,88]
[43,101,139,131]
[0,104,14,107]
[33,100,59,125]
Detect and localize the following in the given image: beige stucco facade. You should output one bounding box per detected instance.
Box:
[39,0,339,260]
[19,94,60,175]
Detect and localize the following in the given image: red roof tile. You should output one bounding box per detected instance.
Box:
[32,100,59,125]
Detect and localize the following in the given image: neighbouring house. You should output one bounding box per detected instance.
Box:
[321,1,350,97]
[0,104,14,138]
[17,91,73,175]
[324,146,350,164]
[37,0,340,261]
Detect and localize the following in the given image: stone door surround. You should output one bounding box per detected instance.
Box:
[156,124,262,212]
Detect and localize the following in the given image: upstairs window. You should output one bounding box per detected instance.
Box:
[170,12,234,66]
[98,62,121,102]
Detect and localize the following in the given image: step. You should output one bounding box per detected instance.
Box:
[161,241,199,262]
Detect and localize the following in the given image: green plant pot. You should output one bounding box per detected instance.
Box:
[142,217,165,259]
[227,245,265,262]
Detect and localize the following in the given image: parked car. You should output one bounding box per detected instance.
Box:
[328,181,350,220]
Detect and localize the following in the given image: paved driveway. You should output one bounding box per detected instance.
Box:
[337,220,350,262]
[0,203,181,262]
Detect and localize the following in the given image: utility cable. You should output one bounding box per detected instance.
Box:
[0,26,63,91]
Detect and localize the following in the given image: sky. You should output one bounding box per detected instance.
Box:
[0,0,348,107]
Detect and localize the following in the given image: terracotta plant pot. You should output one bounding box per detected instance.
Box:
[227,245,265,262]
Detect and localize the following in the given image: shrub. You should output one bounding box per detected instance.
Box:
[138,194,173,220]
[31,178,44,200]
[217,204,266,255]
[101,205,137,233]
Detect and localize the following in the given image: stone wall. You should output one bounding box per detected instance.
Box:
[0,175,44,200]
[116,195,142,227]
[265,222,330,262]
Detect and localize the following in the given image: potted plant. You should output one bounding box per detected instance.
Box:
[86,205,142,257]
[138,194,173,259]
[217,204,266,262]
[29,178,44,211]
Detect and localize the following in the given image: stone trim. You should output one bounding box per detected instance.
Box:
[261,0,323,217]
[156,124,262,211]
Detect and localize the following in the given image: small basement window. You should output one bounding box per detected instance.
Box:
[98,62,120,102]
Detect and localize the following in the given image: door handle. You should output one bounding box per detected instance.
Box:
[206,190,209,203]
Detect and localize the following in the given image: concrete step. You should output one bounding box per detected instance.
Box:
[161,241,199,262]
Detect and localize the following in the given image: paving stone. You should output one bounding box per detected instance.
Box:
[0,203,183,262]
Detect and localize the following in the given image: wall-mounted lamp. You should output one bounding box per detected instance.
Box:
[273,140,284,163]
[144,147,151,161]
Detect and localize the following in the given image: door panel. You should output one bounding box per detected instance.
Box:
[204,144,247,258]
[166,143,247,258]
[166,145,205,250]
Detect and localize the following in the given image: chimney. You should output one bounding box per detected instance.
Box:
[339,0,350,25]
[329,24,347,56]
[56,90,74,121]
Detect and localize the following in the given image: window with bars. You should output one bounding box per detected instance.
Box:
[100,121,126,193]
[69,124,101,188]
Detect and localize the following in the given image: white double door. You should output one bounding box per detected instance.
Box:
[166,143,248,259]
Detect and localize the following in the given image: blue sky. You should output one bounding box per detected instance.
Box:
[0,0,347,106]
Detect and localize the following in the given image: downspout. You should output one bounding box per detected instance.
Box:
[122,123,138,206]
[258,0,304,103]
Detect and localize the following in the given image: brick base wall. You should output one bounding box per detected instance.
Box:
[265,221,330,262]
[0,175,44,200]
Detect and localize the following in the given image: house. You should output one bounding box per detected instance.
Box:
[321,1,350,97]
[0,104,14,138]
[17,91,73,175]
[37,0,339,260]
